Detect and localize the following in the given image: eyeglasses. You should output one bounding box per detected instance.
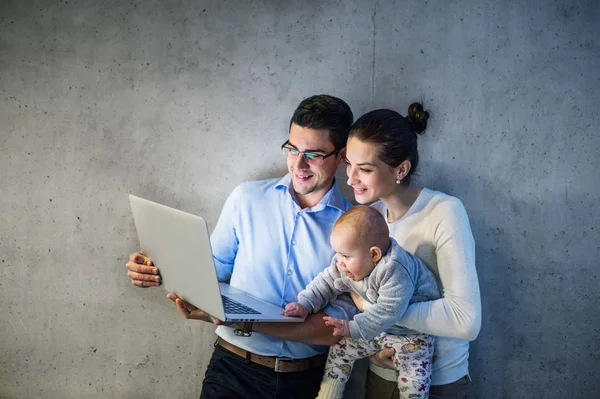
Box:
[281,140,338,166]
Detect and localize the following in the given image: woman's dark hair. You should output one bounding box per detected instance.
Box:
[290,94,354,152]
[349,102,429,185]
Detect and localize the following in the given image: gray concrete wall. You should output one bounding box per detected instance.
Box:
[371,1,600,397]
[1,0,598,398]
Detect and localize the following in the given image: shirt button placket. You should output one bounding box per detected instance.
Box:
[282,208,302,312]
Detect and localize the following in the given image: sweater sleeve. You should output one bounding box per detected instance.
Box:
[349,263,414,341]
[297,256,348,313]
[398,198,482,341]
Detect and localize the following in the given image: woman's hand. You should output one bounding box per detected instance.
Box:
[350,291,395,368]
[351,288,395,368]
[370,347,395,369]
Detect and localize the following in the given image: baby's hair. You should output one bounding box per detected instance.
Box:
[333,205,390,250]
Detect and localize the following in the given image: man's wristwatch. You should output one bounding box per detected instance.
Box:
[234,322,254,337]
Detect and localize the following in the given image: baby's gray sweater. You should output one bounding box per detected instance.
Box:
[297,238,440,340]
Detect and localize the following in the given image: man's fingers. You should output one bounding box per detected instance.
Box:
[174,297,201,315]
[167,292,178,301]
[127,270,161,283]
[176,298,198,312]
[125,261,157,274]
[172,297,193,319]
[131,279,159,287]
[180,303,211,321]
[174,298,188,316]
[125,254,159,287]
[126,261,159,275]
[129,252,154,266]
[167,293,219,323]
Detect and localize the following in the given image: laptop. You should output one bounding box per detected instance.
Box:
[129,194,304,323]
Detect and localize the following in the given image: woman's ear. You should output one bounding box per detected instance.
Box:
[370,246,383,265]
[395,160,412,181]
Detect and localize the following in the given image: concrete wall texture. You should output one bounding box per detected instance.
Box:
[1,0,598,398]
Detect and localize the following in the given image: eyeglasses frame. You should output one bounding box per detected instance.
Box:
[281,140,339,164]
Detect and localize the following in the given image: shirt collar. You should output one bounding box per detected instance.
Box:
[275,173,347,212]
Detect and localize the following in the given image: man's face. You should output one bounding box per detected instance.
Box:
[286,123,342,208]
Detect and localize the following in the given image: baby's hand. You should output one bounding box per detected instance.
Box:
[323,316,350,337]
[281,302,309,318]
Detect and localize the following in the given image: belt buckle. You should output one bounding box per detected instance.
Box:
[274,357,292,373]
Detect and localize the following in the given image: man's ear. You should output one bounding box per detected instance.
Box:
[370,246,382,264]
[334,147,347,167]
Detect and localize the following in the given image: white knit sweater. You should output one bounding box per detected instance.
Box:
[370,188,481,386]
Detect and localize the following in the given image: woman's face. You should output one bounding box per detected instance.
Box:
[345,137,399,204]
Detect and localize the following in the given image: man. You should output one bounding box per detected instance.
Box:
[126,94,358,398]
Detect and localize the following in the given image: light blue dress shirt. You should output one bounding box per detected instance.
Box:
[212,174,356,358]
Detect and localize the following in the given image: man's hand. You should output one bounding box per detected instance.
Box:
[166,293,225,325]
[126,252,161,287]
[280,302,309,318]
[323,316,350,337]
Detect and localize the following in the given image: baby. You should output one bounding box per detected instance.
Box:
[282,205,441,399]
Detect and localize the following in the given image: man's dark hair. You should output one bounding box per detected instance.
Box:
[290,94,354,152]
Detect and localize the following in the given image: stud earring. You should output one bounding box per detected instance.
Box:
[396,178,401,185]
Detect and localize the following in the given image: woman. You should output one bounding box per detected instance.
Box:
[344,104,481,398]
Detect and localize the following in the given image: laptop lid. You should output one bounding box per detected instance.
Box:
[129,195,304,323]
[129,194,227,321]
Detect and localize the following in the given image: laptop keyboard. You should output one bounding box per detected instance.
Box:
[222,295,261,315]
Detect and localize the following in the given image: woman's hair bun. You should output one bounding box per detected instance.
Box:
[406,102,429,135]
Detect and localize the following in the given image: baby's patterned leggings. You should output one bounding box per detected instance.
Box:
[317,332,435,399]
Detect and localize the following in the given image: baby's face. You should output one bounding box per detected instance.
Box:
[330,227,377,281]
